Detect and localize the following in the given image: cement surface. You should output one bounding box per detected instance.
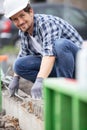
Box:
[2,89,44,130]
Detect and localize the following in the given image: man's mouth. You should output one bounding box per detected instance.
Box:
[19,23,25,28]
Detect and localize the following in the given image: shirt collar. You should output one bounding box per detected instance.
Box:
[32,15,37,37]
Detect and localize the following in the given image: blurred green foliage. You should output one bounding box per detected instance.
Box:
[0,45,19,55]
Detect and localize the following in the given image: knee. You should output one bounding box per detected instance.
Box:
[54,38,74,55]
[53,38,79,59]
[54,38,78,54]
[13,58,22,74]
[54,38,71,49]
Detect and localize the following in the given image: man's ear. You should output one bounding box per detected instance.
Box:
[29,8,34,18]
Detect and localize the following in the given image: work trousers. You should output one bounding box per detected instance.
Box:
[13,38,80,83]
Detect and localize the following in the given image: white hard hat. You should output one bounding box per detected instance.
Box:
[3,0,30,18]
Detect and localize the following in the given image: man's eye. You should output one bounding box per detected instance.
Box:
[13,19,17,22]
[20,14,25,17]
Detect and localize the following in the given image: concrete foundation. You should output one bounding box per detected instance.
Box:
[2,89,44,130]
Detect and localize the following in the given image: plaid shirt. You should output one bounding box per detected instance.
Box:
[18,14,83,57]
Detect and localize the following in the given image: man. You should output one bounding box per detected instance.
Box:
[3,0,83,99]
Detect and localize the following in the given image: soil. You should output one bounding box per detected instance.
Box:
[0,114,22,130]
[19,78,33,96]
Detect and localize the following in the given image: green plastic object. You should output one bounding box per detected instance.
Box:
[43,78,87,130]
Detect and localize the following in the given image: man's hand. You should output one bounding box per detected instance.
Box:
[9,76,20,97]
[31,77,43,99]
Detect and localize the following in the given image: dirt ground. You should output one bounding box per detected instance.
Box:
[19,78,33,96]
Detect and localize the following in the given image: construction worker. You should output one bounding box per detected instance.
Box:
[3,0,83,99]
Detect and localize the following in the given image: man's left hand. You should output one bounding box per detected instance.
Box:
[31,77,43,99]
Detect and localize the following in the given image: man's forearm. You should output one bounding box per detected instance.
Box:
[37,56,55,78]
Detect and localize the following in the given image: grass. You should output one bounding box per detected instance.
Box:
[0,45,19,55]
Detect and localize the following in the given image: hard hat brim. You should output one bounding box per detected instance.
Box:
[5,3,28,18]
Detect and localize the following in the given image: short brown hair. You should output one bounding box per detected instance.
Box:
[24,4,32,13]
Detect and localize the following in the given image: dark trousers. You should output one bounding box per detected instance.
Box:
[13,38,79,82]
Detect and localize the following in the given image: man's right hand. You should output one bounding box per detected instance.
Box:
[9,76,20,97]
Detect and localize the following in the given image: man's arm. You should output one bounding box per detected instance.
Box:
[31,56,55,99]
[37,56,56,78]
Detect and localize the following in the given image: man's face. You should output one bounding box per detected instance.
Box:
[11,9,34,34]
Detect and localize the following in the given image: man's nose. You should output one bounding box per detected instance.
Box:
[18,18,24,25]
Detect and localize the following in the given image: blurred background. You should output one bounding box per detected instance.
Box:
[0,1,87,128]
[0,0,87,67]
